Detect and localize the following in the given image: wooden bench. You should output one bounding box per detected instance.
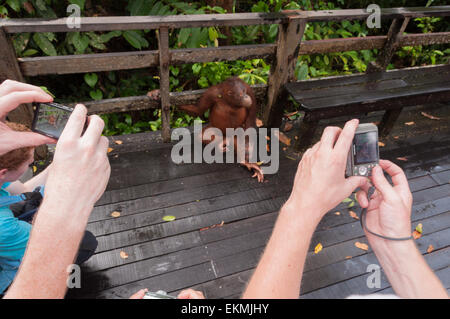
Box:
[285,64,450,151]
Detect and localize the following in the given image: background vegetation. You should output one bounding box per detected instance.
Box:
[1,0,449,135]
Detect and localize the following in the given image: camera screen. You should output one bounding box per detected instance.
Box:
[354,131,378,165]
[34,103,72,139]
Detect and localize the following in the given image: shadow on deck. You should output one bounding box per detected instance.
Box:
[67,102,450,299]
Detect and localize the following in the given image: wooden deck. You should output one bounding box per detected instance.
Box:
[67,102,450,299]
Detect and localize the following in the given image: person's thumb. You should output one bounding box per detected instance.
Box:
[344,175,367,195]
[371,165,394,201]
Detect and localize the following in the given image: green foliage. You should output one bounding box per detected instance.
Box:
[3,0,449,136]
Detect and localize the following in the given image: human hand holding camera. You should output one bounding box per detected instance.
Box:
[356,160,413,247]
[284,119,367,225]
[43,104,111,220]
[0,80,56,156]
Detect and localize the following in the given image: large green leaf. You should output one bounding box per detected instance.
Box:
[84,73,98,88]
[123,30,148,50]
[99,30,122,43]
[32,33,57,56]
[70,32,90,53]
[12,33,30,55]
[6,0,21,12]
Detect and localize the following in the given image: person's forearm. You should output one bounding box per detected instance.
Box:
[242,203,319,299]
[4,195,92,299]
[371,240,448,299]
[23,164,52,192]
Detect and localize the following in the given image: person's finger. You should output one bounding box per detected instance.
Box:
[333,119,359,160]
[178,289,205,299]
[378,159,410,191]
[319,126,342,150]
[97,136,110,155]
[356,189,369,208]
[82,115,105,146]
[344,175,367,197]
[129,289,148,299]
[0,91,53,118]
[0,80,50,97]
[0,129,56,156]
[59,104,87,141]
[370,165,396,201]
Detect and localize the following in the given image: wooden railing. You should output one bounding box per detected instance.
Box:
[1,6,449,142]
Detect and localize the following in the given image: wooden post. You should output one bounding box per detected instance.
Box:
[0,28,34,125]
[367,17,409,73]
[263,16,306,128]
[367,17,409,137]
[158,27,171,142]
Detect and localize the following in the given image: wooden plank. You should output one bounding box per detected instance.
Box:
[158,27,171,142]
[298,82,450,114]
[19,50,159,76]
[91,192,289,252]
[399,31,450,47]
[264,18,306,127]
[67,84,267,115]
[286,64,450,93]
[0,12,291,33]
[3,7,450,34]
[303,6,450,22]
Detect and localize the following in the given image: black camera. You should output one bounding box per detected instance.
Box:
[32,102,77,139]
[345,123,379,177]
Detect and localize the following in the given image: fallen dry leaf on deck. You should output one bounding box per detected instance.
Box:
[405,121,415,126]
[415,223,423,234]
[120,251,129,259]
[107,147,114,153]
[111,211,121,218]
[294,136,299,140]
[349,211,359,220]
[282,147,287,151]
[32,165,37,173]
[314,243,323,254]
[162,215,176,222]
[284,122,293,132]
[427,245,434,253]
[256,118,263,127]
[200,221,225,231]
[421,112,440,120]
[378,142,385,147]
[335,212,341,216]
[345,256,352,259]
[396,157,408,161]
[412,230,422,240]
[394,136,399,139]
[114,140,123,145]
[355,242,369,251]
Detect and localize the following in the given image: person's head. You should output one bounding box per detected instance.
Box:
[0,122,35,183]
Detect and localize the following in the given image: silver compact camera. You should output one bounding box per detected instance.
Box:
[345,123,379,177]
[143,290,176,299]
